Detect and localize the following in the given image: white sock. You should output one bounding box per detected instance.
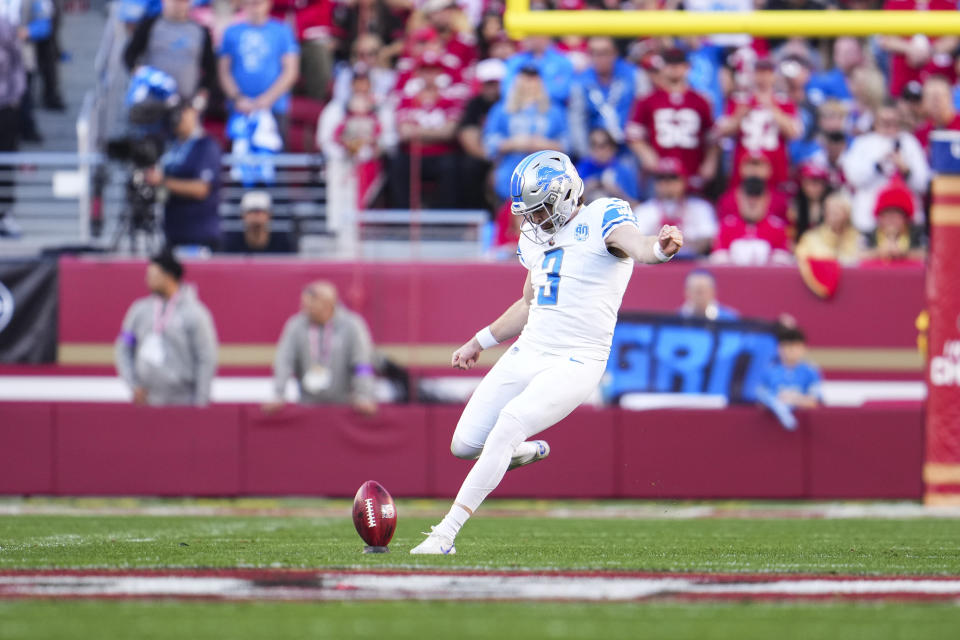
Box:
[435,503,471,541]
[509,441,540,469]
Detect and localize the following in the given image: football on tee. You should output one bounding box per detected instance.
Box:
[352,480,397,552]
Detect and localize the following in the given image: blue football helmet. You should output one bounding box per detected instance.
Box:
[509,150,584,244]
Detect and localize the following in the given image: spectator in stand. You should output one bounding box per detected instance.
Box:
[567,36,636,159]
[862,179,926,263]
[27,0,62,111]
[334,0,411,64]
[503,36,574,105]
[475,8,505,60]
[716,57,802,191]
[115,250,218,407]
[848,66,887,135]
[394,28,469,103]
[916,75,960,149]
[294,0,341,102]
[756,326,822,431]
[781,54,820,164]
[457,57,505,212]
[795,189,865,265]
[484,64,567,206]
[577,128,639,205]
[712,152,792,265]
[788,161,831,240]
[144,98,222,251]
[123,0,218,103]
[627,47,717,194]
[806,37,863,107]
[14,0,53,142]
[877,0,957,98]
[841,101,930,233]
[633,157,717,257]
[897,80,926,135]
[806,99,850,189]
[389,55,462,209]
[218,0,300,143]
[0,16,25,238]
[418,0,477,68]
[265,281,377,415]
[678,269,739,321]
[222,190,295,254]
[330,34,396,108]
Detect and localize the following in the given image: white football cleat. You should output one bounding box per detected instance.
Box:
[410,527,456,555]
[508,440,550,471]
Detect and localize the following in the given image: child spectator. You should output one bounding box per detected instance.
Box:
[389,59,462,209]
[795,190,865,265]
[633,157,717,257]
[862,179,926,264]
[756,326,822,431]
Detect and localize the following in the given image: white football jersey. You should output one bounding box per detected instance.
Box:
[516,197,639,361]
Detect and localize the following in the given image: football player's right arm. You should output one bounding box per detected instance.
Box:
[451,272,533,370]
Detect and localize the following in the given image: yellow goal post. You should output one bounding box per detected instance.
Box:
[503,0,960,37]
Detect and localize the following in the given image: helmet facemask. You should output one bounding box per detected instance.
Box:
[511,174,583,245]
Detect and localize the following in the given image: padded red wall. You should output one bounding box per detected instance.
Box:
[0,403,923,499]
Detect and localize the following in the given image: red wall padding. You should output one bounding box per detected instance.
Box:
[0,403,923,499]
[0,403,55,494]
[59,259,924,351]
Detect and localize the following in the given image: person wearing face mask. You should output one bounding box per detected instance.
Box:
[711,152,791,265]
[633,157,717,257]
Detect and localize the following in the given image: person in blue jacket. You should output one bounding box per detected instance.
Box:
[484,65,567,204]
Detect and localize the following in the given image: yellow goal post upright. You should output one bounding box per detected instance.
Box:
[503,0,960,505]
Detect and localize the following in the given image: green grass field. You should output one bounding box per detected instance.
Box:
[2,498,959,639]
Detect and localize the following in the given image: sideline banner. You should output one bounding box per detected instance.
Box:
[604,313,779,403]
[0,259,58,363]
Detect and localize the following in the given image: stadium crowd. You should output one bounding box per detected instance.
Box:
[4,0,959,261]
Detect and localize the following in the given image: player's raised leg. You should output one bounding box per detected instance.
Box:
[411,355,605,554]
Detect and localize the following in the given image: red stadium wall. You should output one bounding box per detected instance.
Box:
[0,403,923,499]
[57,258,924,378]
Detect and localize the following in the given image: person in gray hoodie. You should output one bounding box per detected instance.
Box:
[115,250,218,406]
[264,280,377,415]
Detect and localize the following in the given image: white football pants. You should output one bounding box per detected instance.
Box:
[449,341,606,513]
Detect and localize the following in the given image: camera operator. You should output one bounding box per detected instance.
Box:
[123,0,217,103]
[145,97,222,250]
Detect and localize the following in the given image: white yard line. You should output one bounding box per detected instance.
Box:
[2,572,960,602]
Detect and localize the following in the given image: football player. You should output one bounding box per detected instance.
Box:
[411,150,683,554]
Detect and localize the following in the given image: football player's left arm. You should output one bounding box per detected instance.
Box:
[605,223,683,265]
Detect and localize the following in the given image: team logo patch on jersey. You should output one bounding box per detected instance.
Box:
[575,223,589,242]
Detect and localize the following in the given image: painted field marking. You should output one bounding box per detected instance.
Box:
[2,571,960,602]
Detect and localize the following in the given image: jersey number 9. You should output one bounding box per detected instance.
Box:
[537,248,564,306]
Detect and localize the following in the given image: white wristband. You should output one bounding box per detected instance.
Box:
[652,241,673,263]
[475,326,500,350]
